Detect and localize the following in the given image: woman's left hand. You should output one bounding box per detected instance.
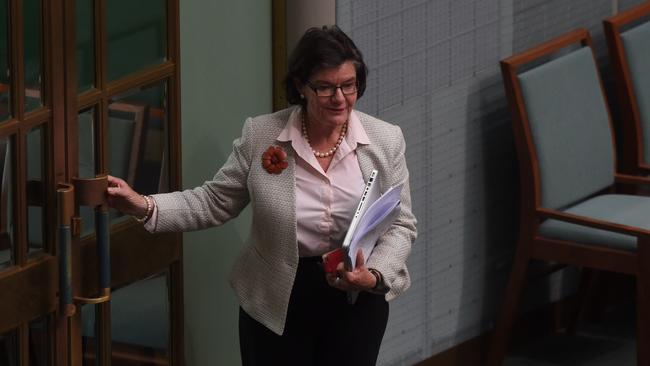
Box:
[326,250,376,291]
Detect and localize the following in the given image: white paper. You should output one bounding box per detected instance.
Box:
[341,170,380,254]
[346,183,403,269]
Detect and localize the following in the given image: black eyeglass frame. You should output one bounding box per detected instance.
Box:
[305,80,358,97]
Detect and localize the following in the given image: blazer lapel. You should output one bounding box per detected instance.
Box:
[355,112,377,183]
[356,145,376,183]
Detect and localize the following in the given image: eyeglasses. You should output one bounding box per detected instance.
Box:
[306,81,358,97]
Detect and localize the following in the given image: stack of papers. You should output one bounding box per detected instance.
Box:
[340,171,402,304]
[342,170,403,270]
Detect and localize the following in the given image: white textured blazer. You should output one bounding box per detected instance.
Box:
[149,106,417,335]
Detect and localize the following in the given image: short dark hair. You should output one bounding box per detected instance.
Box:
[284,25,368,106]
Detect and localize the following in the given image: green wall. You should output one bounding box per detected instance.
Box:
[179,2,271,365]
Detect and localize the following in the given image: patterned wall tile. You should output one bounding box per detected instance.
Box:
[336,1,620,364]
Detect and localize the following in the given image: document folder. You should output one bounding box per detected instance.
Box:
[341,170,403,303]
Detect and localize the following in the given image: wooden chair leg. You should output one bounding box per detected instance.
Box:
[486,246,531,366]
[566,268,598,335]
[637,238,650,366]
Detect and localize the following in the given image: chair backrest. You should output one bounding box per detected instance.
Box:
[604,4,650,171]
[621,23,650,165]
[503,31,615,210]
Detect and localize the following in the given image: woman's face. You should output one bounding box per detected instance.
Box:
[300,61,358,129]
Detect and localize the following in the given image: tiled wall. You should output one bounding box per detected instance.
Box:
[336,0,647,364]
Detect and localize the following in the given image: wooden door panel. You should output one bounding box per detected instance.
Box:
[0,257,56,332]
[80,226,180,295]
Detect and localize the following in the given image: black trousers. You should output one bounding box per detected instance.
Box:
[239,256,389,366]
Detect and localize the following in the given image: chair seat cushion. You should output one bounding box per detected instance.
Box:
[539,194,650,251]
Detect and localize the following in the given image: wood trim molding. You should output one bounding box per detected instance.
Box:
[166,1,184,364]
[104,62,176,99]
[272,0,287,111]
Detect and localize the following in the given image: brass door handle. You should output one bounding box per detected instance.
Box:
[71,175,112,305]
[57,183,75,317]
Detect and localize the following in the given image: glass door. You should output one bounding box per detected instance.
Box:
[0,0,67,364]
[0,0,183,365]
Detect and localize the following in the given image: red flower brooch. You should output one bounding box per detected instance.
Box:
[262,146,288,174]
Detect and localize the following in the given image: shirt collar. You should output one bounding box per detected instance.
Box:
[276,106,371,148]
[345,109,370,148]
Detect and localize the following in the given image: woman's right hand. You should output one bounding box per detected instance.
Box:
[106,175,147,217]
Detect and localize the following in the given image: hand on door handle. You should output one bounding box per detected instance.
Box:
[71,175,112,305]
[106,175,149,218]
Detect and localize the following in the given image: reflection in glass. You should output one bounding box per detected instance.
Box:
[28,316,49,366]
[24,0,42,111]
[107,0,166,81]
[27,127,45,255]
[0,137,14,270]
[108,82,169,224]
[0,329,17,366]
[82,273,170,365]
[76,0,94,92]
[78,108,96,237]
[78,107,96,178]
[0,0,11,122]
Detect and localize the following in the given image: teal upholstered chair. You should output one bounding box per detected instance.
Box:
[604,2,650,176]
[487,29,650,366]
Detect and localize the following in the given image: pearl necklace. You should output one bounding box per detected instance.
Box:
[301,113,348,158]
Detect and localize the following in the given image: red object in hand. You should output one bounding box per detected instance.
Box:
[322,248,345,273]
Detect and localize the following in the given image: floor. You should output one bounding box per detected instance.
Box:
[504,301,636,366]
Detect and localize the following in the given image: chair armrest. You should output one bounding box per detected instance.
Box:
[615,173,650,186]
[536,207,650,238]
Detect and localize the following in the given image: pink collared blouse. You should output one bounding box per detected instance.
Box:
[276,107,368,257]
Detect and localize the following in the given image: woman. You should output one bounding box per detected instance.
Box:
[107,25,416,366]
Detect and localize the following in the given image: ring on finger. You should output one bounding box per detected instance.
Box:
[334,277,341,286]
